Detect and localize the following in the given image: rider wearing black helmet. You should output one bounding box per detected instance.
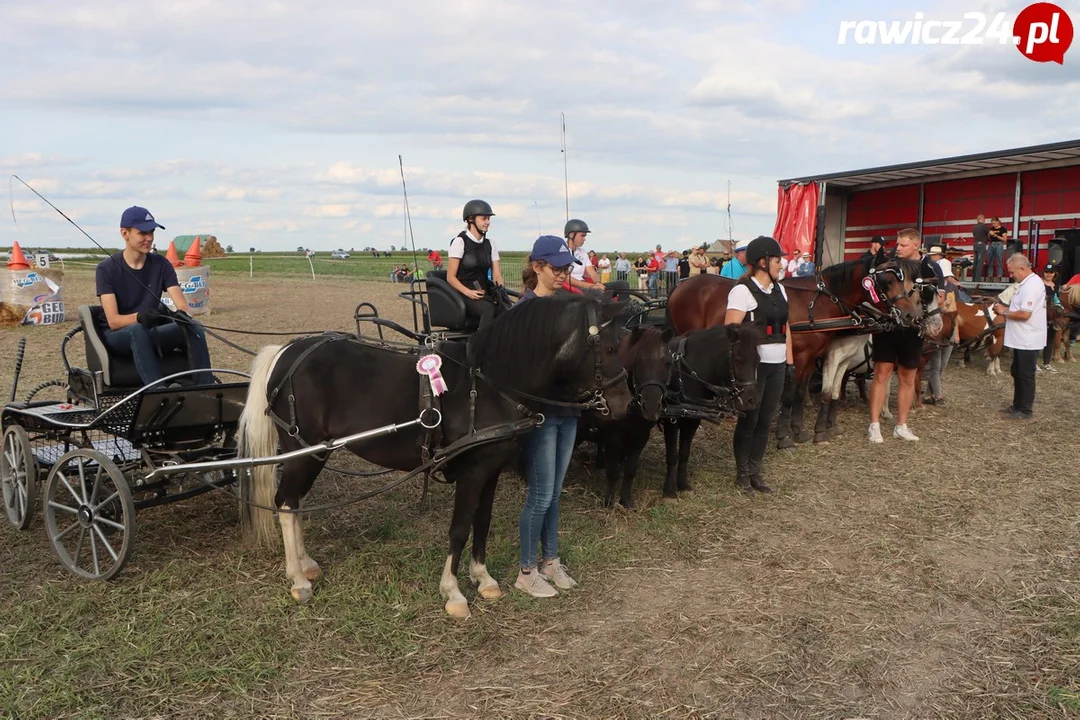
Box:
[447,199,506,328]
[564,218,604,292]
[724,235,792,494]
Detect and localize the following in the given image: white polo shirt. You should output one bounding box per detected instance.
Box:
[1004,272,1047,350]
[727,278,789,365]
[570,246,590,281]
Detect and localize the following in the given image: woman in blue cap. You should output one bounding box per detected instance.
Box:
[513,235,583,598]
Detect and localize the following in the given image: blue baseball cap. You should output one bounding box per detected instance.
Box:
[120,206,165,232]
[531,235,581,266]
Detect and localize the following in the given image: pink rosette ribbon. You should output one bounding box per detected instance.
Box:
[862,276,880,303]
[416,354,448,396]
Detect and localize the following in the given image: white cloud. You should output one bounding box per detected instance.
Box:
[0,0,1073,252]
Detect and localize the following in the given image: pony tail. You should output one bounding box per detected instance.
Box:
[522,254,538,290]
[237,344,284,547]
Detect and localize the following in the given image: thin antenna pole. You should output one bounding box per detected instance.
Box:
[561,112,569,222]
[727,181,734,244]
[398,155,420,273]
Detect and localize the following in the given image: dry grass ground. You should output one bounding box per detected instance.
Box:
[1,270,1078,719]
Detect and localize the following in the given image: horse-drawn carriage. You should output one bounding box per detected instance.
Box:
[1,306,250,580]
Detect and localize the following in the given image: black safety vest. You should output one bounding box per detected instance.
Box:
[740,277,788,344]
[454,231,493,287]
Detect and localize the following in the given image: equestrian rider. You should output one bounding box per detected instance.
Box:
[513,235,583,597]
[446,199,506,329]
[565,219,604,292]
[724,236,793,494]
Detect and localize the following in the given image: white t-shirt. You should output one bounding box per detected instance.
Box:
[727,278,789,365]
[448,232,500,262]
[570,246,590,281]
[598,257,611,270]
[1004,272,1047,350]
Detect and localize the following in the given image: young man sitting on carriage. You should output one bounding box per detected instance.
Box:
[95,206,213,388]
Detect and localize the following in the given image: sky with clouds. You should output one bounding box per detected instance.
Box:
[2,0,1078,253]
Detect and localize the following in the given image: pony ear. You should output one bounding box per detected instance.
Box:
[629,325,645,344]
[600,298,628,320]
[660,326,675,343]
[725,323,740,345]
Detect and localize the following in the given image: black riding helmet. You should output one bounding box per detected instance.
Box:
[462,199,495,222]
[564,218,590,237]
[1044,261,1060,274]
[745,236,784,267]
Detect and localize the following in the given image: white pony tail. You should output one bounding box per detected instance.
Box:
[237,344,284,547]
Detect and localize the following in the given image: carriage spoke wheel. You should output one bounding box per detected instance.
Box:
[44,449,135,581]
[2,425,38,531]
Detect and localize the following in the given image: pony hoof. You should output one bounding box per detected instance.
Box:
[776,437,795,450]
[303,565,322,582]
[660,496,678,505]
[291,586,313,604]
[479,584,503,600]
[445,600,471,618]
[678,486,694,494]
[827,427,839,440]
[813,433,829,444]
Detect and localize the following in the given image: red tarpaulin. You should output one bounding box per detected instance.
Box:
[773,182,819,259]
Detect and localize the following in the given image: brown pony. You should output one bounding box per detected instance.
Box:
[953,297,1007,374]
[667,256,923,447]
[1058,284,1080,362]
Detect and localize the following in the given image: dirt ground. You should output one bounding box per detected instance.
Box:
[1,270,1078,719]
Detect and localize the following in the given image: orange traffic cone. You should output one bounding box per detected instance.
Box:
[7,241,30,270]
[165,240,182,268]
[184,236,202,268]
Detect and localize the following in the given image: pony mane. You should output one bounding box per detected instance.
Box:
[818,255,873,288]
[466,294,596,387]
[886,257,923,280]
[1067,283,1080,307]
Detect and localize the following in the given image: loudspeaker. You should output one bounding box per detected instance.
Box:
[1054,229,1080,280]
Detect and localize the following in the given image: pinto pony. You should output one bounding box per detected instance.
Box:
[237,295,632,617]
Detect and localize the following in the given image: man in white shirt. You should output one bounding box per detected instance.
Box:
[993,254,1046,419]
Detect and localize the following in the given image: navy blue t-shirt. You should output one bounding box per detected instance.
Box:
[95,252,179,317]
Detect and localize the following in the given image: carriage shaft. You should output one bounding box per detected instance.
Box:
[141,417,425,483]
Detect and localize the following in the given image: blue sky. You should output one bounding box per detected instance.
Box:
[2,0,1077,253]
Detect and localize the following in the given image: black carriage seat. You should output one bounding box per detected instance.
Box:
[425,271,480,332]
[78,305,194,390]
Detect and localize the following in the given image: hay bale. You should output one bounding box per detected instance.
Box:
[202,235,226,258]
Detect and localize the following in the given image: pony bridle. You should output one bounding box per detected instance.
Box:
[868,266,918,325]
[578,303,628,416]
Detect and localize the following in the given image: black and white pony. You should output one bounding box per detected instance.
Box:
[236,294,632,617]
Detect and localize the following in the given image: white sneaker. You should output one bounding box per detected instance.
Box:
[541,557,578,589]
[515,569,558,598]
[1043,363,1058,373]
[868,422,884,444]
[893,424,920,441]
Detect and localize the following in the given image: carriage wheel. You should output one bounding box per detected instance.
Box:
[2,425,38,531]
[44,449,135,581]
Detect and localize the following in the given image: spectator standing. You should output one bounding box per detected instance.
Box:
[598,254,612,283]
[987,217,1008,280]
[971,214,989,282]
[689,246,710,275]
[993,254,1046,419]
[614,252,631,282]
[720,240,749,278]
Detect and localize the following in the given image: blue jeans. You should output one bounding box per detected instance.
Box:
[986,242,1004,278]
[103,321,213,386]
[519,415,577,570]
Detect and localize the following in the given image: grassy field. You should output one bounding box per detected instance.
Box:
[1,274,1078,718]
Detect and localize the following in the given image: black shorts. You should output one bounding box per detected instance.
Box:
[871,328,924,370]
